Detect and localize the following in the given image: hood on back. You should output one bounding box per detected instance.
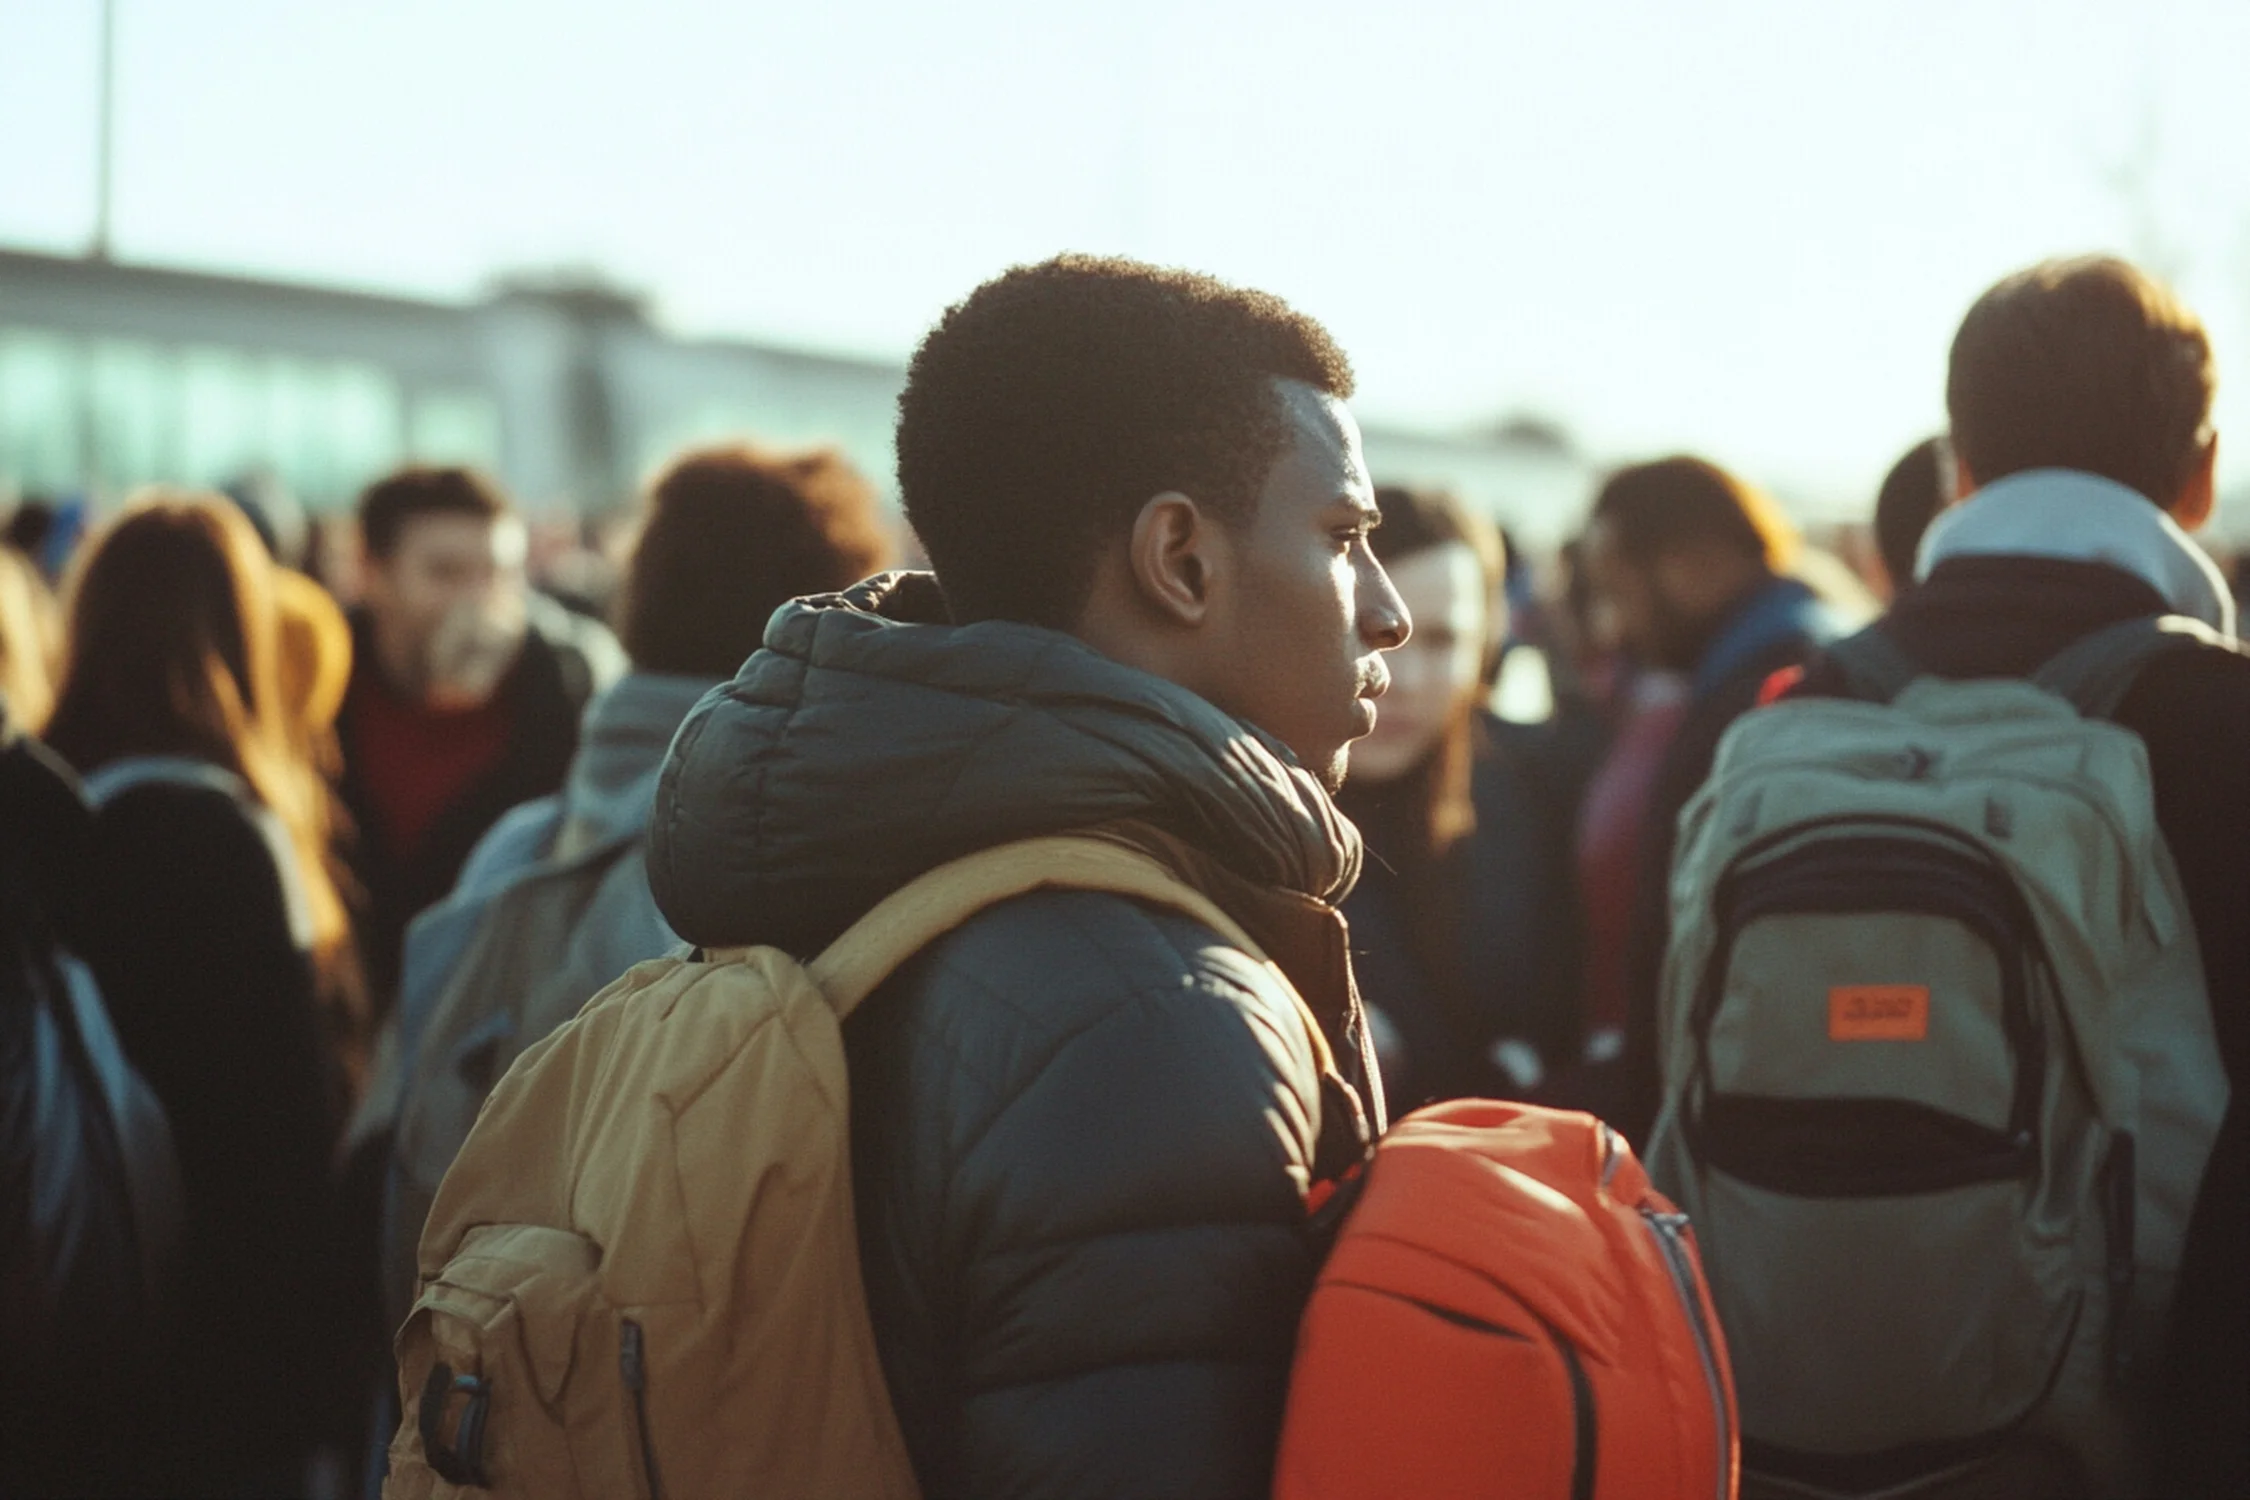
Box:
[646,572,1361,955]
[555,671,717,850]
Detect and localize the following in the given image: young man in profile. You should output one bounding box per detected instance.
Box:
[648,256,1408,1497]
[1790,256,2246,1495]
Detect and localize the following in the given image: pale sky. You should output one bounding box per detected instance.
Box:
[5,0,2249,525]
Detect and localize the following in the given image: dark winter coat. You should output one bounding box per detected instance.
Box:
[1790,554,2250,1497]
[0,722,178,1498]
[338,595,622,1005]
[72,762,340,1496]
[648,572,1375,1500]
[1341,713,1586,1108]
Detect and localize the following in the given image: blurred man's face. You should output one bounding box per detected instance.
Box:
[1581,517,1691,672]
[1348,540,1490,784]
[1198,381,1411,790]
[362,512,528,704]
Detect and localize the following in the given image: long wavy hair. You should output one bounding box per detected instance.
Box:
[0,545,60,731]
[46,493,366,1078]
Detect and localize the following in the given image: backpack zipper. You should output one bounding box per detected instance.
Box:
[1717,762,2141,916]
[1600,1123,1627,1191]
[619,1318,669,1500]
[1641,1209,1729,1500]
[1557,1332,1598,1500]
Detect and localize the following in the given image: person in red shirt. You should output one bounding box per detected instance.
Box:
[336,467,622,1010]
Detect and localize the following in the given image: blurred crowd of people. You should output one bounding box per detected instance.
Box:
[3,248,2244,1499]
[2,445,895,1495]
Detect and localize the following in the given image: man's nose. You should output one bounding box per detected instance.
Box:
[1360,556,1411,651]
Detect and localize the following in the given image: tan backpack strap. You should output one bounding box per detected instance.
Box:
[764,835,1335,1076]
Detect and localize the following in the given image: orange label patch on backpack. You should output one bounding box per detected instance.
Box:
[1829,985,1930,1041]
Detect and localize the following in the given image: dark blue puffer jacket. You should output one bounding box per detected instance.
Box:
[648,572,1374,1499]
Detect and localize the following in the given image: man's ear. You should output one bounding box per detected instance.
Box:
[1126,491,1219,627]
[2169,434,2219,533]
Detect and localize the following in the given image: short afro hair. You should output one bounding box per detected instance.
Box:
[615,444,893,678]
[896,254,1354,628]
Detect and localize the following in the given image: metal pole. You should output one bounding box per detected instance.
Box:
[91,0,115,260]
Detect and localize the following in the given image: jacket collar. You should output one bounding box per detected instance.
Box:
[1917,468,2235,636]
[1694,576,1837,695]
[648,571,1363,954]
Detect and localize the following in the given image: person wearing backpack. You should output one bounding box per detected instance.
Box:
[0,699,182,1499]
[374,442,893,1333]
[43,496,355,1496]
[388,257,1743,1500]
[618,256,1404,1498]
[1576,457,1845,1141]
[1652,255,2245,1497]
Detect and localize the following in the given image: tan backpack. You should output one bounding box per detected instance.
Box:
[384,834,1327,1500]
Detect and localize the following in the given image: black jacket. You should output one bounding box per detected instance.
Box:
[338,595,621,1005]
[1340,713,1586,1108]
[73,766,341,1496]
[648,573,1373,1500]
[1790,555,2250,1497]
[0,722,175,1498]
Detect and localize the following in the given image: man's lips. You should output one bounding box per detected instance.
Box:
[1358,661,1391,700]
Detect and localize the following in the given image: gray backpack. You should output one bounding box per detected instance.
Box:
[1646,617,2232,1499]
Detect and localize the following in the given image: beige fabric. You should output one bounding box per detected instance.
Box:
[386,834,1321,1499]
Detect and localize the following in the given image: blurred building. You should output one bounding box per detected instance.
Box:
[0,247,1593,534]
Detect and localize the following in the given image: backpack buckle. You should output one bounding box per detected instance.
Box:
[419,1361,494,1487]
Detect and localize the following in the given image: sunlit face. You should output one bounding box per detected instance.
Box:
[361,511,527,697]
[1348,541,1489,783]
[1200,379,1412,790]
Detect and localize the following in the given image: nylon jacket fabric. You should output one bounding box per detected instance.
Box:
[650,572,1359,951]
[647,571,1369,1499]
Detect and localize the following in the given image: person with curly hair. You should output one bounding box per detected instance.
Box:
[648,254,1409,1496]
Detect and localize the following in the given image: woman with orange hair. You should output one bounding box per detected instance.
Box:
[272,563,373,1093]
[0,543,59,730]
[45,492,348,1496]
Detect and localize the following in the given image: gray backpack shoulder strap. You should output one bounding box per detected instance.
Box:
[80,755,317,948]
[1821,626,1924,704]
[2031,615,2239,720]
[79,755,248,809]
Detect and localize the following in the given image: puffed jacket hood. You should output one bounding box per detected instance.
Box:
[647,571,1362,954]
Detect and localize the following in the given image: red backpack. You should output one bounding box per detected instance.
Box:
[1275,1099,1738,1500]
